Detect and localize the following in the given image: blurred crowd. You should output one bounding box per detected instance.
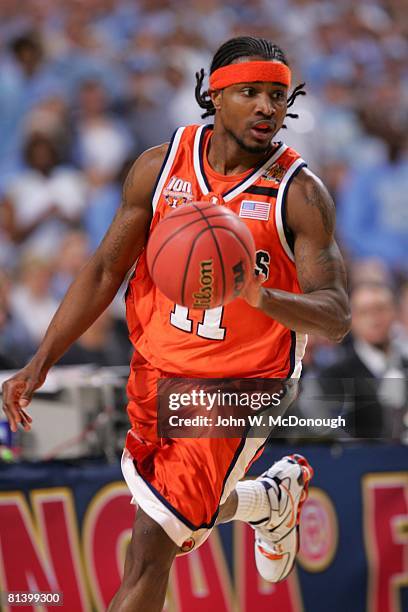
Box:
[0,0,407,413]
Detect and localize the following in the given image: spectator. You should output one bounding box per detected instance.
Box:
[23,94,71,160]
[1,133,87,258]
[50,4,126,98]
[82,160,132,251]
[337,121,408,274]
[122,67,174,151]
[395,282,408,359]
[0,269,34,369]
[57,310,130,367]
[51,230,90,300]
[73,79,132,180]
[349,258,392,287]
[11,255,59,347]
[319,282,408,439]
[0,31,63,181]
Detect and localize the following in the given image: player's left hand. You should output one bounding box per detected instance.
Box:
[240,272,266,308]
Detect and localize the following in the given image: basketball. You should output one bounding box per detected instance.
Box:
[146,202,256,309]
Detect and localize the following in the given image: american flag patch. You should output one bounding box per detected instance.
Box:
[239,200,270,221]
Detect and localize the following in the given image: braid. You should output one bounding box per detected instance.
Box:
[194,35,306,124]
[194,68,214,119]
[282,82,306,128]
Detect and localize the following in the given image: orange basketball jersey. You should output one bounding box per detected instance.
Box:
[126,124,307,381]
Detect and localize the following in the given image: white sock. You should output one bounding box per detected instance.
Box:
[233,480,270,523]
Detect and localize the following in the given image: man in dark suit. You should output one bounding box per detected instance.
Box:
[319,282,408,439]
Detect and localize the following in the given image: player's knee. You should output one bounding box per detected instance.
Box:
[131,509,178,570]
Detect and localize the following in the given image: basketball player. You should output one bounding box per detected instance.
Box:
[2,37,350,611]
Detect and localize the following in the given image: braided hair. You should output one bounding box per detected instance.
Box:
[195,36,305,126]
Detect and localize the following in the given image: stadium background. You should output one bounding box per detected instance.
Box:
[0,0,407,611]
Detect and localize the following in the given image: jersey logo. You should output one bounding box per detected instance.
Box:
[239,200,270,221]
[180,537,195,553]
[262,162,286,183]
[255,250,271,280]
[163,175,194,208]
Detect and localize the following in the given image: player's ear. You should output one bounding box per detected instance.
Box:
[210,89,223,112]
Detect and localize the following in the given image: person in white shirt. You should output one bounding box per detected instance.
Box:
[2,133,87,258]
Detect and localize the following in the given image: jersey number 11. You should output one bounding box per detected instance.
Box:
[170,304,226,340]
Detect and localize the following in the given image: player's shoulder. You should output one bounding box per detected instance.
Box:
[122,124,201,203]
[288,165,334,210]
[137,142,170,172]
[125,142,169,189]
[121,142,170,207]
[286,166,336,235]
[289,165,326,196]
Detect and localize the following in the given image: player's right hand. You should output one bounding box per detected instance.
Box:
[240,272,266,308]
[2,365,46,432]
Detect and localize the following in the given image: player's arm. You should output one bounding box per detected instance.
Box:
[242,168,351,342]
[2,144,168,432]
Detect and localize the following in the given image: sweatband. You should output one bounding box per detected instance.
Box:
[209,61,291,90]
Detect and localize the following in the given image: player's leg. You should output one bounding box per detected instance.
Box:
[108,508,178,612]
[216,489,238,522]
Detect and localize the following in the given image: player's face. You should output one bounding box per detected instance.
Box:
[214,81,288,154]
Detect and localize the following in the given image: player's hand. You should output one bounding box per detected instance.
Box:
[2,365,46,432]
[240,272,266,308]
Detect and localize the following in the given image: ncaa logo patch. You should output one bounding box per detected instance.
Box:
[163,175,194,208]
[262,162,286,183]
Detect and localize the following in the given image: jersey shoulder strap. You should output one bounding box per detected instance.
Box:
[267,146,307,262]
[151,125,201,212]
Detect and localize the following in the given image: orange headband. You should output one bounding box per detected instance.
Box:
[209,61,291,90]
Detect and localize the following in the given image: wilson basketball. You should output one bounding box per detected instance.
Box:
[146,202,256,309]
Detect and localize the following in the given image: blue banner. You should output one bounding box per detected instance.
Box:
[0,443,407,612]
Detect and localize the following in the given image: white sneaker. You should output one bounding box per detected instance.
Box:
[251,454,313,582]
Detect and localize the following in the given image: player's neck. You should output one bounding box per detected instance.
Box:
[207,128,274,176]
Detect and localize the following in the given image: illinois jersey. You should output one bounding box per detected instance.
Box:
[125,124,307,381]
